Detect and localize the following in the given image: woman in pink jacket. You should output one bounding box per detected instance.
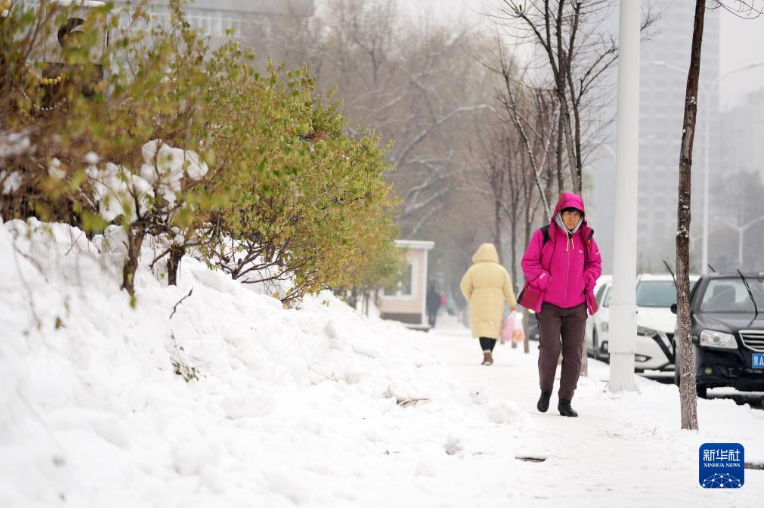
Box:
[520,192,602,417]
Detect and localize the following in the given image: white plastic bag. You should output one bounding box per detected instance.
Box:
[511,311,525,344]
[501,312,514,344]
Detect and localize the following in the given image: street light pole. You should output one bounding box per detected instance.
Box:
[647,60,764,273]
[609,0,640,393]
[716,215,764,267]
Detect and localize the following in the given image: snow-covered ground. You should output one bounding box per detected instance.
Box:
[426,318,764,506]
[1,218,763,507]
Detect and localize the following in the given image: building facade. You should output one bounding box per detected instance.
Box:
[590,2,722,274]
[636,3,720,270]
[379,240,435,330]
[721,88,764,178]
[113,0,313,48]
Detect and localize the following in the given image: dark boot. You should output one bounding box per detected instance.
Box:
[558,399,578,417]
[482,351,493,366]
[536,390,552,413]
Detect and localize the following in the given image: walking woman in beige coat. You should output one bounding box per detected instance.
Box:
[460,243,517,365]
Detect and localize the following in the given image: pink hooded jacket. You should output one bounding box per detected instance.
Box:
[520,192,602,314]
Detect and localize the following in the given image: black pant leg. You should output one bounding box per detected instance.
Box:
[479,337,497,352]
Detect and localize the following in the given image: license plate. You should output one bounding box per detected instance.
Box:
[754,353,764,369]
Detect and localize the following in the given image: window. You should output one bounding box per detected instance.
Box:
[636,279,698,308]
[399,263,413,296]
[383,261,415,298]
[187,14,202,30]
[700,277,764,313]
[636,281,678,307]
[211,15,222,36]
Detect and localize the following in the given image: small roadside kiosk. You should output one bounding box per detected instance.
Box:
[378,240,434,331]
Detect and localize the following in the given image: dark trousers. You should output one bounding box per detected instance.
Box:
[479,337,496,352]
[428,309,438,327]
[536,302,587,400]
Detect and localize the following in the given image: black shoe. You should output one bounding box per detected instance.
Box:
[558,399,578,417]
[536,390,552,413]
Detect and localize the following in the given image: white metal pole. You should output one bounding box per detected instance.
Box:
[609,0,639,392]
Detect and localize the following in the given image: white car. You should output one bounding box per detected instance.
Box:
[585,274,699,371]
[584,275,611,361]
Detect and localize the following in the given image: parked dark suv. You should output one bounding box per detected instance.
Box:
[671,272,764,398]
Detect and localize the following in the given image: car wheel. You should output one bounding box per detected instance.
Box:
[696,384,708,399]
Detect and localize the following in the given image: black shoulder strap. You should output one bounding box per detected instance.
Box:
[584,228,594,265]
[540,225,550,246]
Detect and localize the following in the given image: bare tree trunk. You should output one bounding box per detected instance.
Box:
[676,0,705,431]
[167,244,185,286]
[522,150,534,354]
[572,102,584,194]
[557,93,580,193]
[494,199,503,263]
[512,217,527,353]
[550,0,581,193]
[543,147,554,223]
[122,227,145,300]
[496,54,552,220]
[505,185,516,351]
[509,190,518,299]
[510,221,518,296]
[542,99,556,221]
[347,289,359,310]
[557,112,564,193]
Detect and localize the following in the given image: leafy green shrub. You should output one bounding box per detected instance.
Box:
[0,0,400,304]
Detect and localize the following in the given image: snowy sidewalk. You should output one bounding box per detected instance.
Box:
[416,315,764,507]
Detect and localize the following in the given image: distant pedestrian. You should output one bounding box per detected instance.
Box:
[426,284,441,328]
[520,192,602,417]
[460,243,517,366]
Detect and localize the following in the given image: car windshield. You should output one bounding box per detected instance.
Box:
[699,277,764,313]
[635,280,696,308]
[602,279,698,308]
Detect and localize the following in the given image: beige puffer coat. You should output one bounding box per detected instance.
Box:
[460,243,517,339]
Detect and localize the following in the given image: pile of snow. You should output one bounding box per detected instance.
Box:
[86,140,208,221]
[487,400,530,426]
[139,140,208,206]
[0,218,528,507]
